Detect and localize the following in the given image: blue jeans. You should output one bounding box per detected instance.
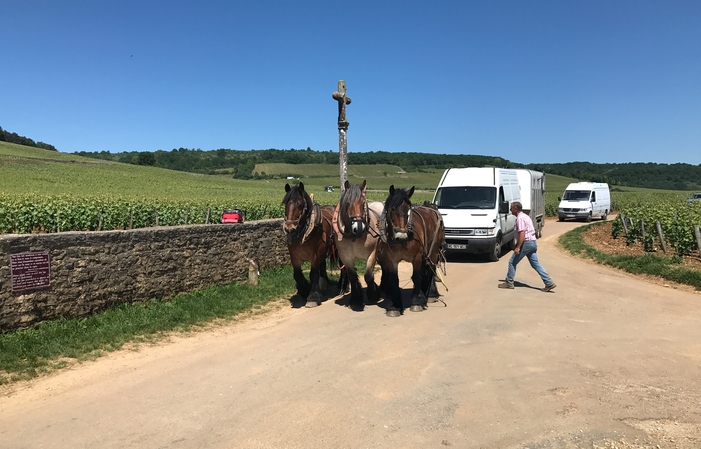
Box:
[506,240,554,286]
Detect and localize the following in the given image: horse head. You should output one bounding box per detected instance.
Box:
[338,180,368,238]
[282,182,312,239]
[384,185,415,241]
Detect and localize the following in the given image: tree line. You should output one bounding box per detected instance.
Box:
[0,126,57,152]
[526,161,701,191]
[73,147,513,178]
[4,125,698,190]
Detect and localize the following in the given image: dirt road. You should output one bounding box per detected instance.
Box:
[2,220,700,449]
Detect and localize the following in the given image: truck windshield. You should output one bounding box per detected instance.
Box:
[562,190,591,201]
[435,187,496,209]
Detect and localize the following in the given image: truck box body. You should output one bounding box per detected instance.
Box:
[433,167,520,261]
[557,182,610,222]
[515,169,546,238]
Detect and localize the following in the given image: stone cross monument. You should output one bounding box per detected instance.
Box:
[332,80,351,191]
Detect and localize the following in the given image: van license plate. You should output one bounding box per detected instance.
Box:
[446,243,467,250]
[566,214,575,218]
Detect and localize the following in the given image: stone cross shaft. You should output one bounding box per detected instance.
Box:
[332,80,352,190]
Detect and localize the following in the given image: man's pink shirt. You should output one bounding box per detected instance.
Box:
[515,212,536,241]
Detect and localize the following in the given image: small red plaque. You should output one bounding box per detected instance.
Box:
[10,251,51,292]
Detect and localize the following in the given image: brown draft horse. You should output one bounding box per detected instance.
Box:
[377,185,445,317]
[332,180,384,311]
[282,182,336,308]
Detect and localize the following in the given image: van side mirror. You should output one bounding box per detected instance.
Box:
[557,197,561,202]
[499,201,509,214]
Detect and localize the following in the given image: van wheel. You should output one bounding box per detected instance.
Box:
[585,213,592,223]
[536,221,542,239]
[558,216,564,222]
[488,237,501,262]
[602,210,608,221]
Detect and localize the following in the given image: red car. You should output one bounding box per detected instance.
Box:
[221,209,244,223]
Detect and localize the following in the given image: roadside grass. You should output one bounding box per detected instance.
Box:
[0,266,300,385]
[559,222,701,291]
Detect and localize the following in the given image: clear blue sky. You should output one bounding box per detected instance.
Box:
[2,1,699,164]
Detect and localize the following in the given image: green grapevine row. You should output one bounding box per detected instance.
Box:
[611,200,701,256]
[0,194,285,234]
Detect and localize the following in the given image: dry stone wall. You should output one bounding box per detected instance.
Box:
[0,220,288,333]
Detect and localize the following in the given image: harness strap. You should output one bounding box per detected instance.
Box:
[301,203,322,244]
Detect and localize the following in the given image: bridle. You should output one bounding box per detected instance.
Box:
[380,196,413,243]
[284,194,312,241]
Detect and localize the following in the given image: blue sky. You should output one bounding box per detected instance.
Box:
[2,1,699,164]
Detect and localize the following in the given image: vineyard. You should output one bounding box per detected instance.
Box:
[611,199,701,256]
[3,141,701,235]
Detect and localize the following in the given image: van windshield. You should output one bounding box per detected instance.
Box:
[435,187,496,209]
[562,190,591,201]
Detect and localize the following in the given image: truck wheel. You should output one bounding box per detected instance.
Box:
[488,237,501,262]
[586,212,592,223]
[602,210,608,221]
[536,221,542,239]
[558,216,564,222]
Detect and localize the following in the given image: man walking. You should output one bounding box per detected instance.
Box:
[498,201,556,292]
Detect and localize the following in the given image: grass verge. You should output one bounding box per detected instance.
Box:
[0,266,299,385]
[559,222,701,291]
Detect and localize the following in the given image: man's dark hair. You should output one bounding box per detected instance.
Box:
[511,201,523,212]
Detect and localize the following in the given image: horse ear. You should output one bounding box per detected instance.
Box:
[360,180,366,191]
[389,185,395,194]
[299,182,305,191]
[344,180,351,190]
[285,183,291,192]
[407,186,415,198]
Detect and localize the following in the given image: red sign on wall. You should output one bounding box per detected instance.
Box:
[10,251,51,292]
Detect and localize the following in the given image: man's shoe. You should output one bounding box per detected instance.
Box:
[498,282,514,289]
[542,284,557,292]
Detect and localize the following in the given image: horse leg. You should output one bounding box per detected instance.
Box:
[318,258,329,292]
[291,256,311,299]
[385,268,402,317]
[305,264,322,308]
[379,268,391,297]
[346,265,365,312]
[409,259,427,312]
[364,250,381,305]
[338,267,350,294]
[423,263,440,302]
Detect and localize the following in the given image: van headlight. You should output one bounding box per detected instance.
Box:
[474,228,495,236]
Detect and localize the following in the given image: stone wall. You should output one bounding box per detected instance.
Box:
[0,220,288,333]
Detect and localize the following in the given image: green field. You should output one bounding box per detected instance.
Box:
[1,140,696,233]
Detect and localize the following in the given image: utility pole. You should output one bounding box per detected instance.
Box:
[332,80,351,191]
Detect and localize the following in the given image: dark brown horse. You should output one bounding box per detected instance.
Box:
[332,180,384,311]
[282,182,336,308]
[377,185,445,317]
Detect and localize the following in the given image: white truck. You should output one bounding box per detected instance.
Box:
[515,169,546,238]
[433,167,520,261]
[557,182,611,222]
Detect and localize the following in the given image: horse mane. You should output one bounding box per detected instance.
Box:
[283,184,313,212]
[384,187,412,211]
[338,182,365,230]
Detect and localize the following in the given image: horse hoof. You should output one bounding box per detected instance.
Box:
[386,309,401,318]
[349,303,365,312]
[427,297,438,303]
[410,305,424,312]
[305,301,319,308]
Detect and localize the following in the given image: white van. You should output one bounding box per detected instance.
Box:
[515,169,546,238]
[557,182,610,222]
[433,167,520,261]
